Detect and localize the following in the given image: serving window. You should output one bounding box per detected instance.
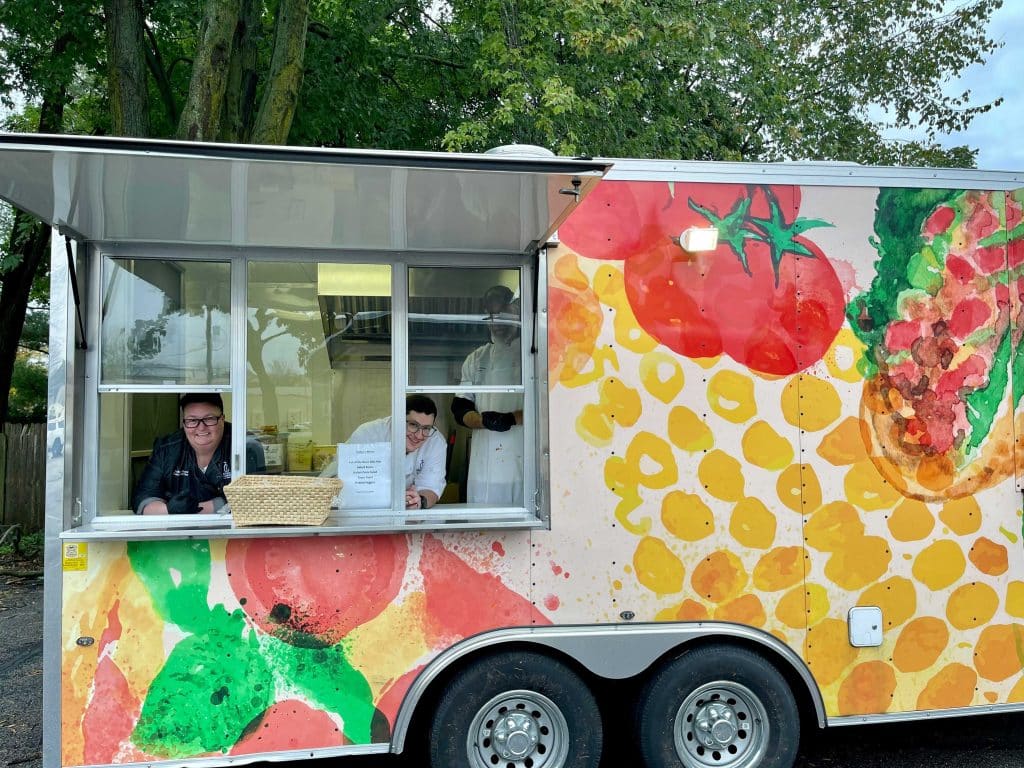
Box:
[83,250,540,532]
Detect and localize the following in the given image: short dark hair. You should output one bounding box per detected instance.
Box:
[483,285,514,311]
[406,394,437,418]
[179,392,224,412]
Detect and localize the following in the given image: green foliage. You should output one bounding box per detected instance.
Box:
[0,529,44,559]
[9,351,47,422]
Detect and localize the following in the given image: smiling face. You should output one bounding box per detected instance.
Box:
[182,402,225,456]
[405,410,436,453]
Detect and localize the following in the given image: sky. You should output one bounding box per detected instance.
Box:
[884,1,1024,171]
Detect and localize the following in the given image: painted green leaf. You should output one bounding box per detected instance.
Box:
[132,626,274,757]
[261,635,376,744]
[127,540,215,635]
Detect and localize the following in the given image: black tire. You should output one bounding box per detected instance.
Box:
[637,645,800,768]
[428,650,603,768]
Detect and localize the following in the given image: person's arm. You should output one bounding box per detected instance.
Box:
[411,432,447,508]
[452,396,521,432]
[132,437,171,514]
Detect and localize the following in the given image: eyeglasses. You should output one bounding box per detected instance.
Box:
[406,419,437,436]
[183,415,223,429]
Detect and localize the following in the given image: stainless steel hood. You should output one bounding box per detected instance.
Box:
[0,134,610,253]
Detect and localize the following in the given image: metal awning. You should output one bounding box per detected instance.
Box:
[0,134,610,254]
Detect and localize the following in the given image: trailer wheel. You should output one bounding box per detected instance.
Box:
[428,650,602,768]
[637,645,799,768]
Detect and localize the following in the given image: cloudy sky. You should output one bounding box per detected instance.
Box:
[884,2,1024,171]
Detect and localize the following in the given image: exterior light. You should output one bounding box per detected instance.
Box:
[677,226,719,253]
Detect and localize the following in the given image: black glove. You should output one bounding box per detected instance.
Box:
[167,491,200,515]
[481,411,516,432]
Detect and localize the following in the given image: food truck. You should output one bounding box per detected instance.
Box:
[2,132,1024,768]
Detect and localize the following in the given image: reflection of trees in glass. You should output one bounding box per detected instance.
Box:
[247,303,326,429]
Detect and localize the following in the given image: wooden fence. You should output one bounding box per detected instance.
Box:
[0,422,46,533]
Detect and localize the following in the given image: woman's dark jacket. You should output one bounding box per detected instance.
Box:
[132,427,233,514]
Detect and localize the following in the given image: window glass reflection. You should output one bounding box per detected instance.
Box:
[407,268,521,388]
[101,258,230,385]
[246,262,393,510]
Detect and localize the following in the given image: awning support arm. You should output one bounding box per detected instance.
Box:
[64,236,88,350]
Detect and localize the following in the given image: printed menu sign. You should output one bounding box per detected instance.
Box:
[335,441,391,508]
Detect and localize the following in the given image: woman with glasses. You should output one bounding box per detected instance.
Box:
[324,394,446,510]
[132,393,233,515]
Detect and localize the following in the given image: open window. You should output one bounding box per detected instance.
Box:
[0,134,609,536]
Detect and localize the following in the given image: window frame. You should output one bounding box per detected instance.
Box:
[73,242,549,538]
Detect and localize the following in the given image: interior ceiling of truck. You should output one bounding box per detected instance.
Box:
[0,134,609,254]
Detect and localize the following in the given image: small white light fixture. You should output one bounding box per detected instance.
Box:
[677,226,719,253]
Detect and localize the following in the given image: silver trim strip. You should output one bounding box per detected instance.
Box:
[390,621,827,752]
[600,157,1024,189]
[828,702,1024,727]
[69,741,388,768]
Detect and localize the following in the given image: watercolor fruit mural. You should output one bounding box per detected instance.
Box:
[848,188,1024,500]
[559,181,846,374]
[226,535,408,645]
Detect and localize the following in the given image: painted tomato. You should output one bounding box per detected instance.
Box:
[226,535,408,645]
[560,181,845,375]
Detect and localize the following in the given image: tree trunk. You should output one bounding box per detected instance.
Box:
[105,0,151,137]
[0,40,68,424]
[219,0,260,143]
[250,0,310,145]
[176,0,242,141]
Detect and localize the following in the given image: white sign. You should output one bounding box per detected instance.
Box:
[335,441,391,508]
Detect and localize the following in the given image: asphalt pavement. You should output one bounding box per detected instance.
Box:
[2,575,1022,768]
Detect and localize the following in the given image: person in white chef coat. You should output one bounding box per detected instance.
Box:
[321,394,446,509]
[450,285,524,506]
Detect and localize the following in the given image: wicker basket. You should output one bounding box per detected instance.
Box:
[225,474,341,527]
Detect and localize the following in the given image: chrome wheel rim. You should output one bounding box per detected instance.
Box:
[673,681,770,768]
[466,689,570,768]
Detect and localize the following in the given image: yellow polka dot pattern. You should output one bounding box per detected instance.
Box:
[545,244,1024,720]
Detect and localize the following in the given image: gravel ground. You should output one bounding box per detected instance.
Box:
[2,572,1023,768]
[0,573,43,768]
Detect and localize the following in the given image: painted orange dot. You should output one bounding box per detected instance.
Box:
[626,432,678,489]
[633,536,685,596]
[844,460,901,511]
[776,583,829,629]
[691,550,748,604]
[714,593,766,626]
[742,420,794,471]
[729,497,777,550]
[667,406,714,452]
[858,577,916,629]
[752,547,804,592]
[817,416,870,466]
[917,663,977,709]
[1007,582,1024,618]
[887,499,934,542]
[939,496,981,536]
[673,598,710,622]
[825,536,891,590]
[893,617,948,673]
[912,540,966,591]
[837,661,896,715]
[968,537,1008,576]
[639,351,685,404]
[781,374,842,431]
[1010,676,1024,703]
[805,501,864,552]
[776,463,821,514]
[974,624,1024,682]
[662,491,714,542]
[946,582,999,630]
[805,618,859,686]
[824,328,867,383]
[707,370,758,424]
[698,450,745,502]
